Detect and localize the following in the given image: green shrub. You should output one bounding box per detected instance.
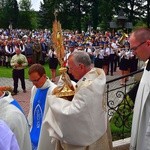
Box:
[110,95,134,140]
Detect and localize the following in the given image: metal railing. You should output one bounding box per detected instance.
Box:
[106,68,144,140]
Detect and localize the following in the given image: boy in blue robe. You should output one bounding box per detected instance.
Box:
[28,64,56,150]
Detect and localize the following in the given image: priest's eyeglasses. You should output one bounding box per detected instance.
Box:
[131,41,146,51]
[29,76,43,83]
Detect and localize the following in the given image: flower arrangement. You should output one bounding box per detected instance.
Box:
[0,86,13,93]
[17,59,23,65]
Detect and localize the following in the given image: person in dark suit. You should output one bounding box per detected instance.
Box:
[10,47,28,95]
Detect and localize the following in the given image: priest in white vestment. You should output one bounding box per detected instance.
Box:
[38,51,112,150]
[0,119,20,150]
[0,90,32,150]
[129,28,150,150]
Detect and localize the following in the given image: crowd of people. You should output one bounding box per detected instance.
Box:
[0,27,150,150]
[0,28,139,85]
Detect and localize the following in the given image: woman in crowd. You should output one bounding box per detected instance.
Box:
[47,46,59,82]
[119,46,130,85]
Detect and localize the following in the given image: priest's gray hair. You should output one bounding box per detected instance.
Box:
[71,51,91,67]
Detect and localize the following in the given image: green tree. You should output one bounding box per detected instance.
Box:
[19,0,31,11]
[98,0,113,31]
[38,0,58,29]
[1,0,19,28]
[18,0,33,29]
[0,0,149,30]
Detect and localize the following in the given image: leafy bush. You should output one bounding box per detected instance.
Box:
[110,95,134,141]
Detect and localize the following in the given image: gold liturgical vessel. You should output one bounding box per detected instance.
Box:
[52,11,75,100]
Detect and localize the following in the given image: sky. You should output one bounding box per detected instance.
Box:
[17,0,43,11]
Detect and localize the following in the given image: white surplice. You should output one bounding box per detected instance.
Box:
[27,78,56,149]
[38,68,111,150]
[0,92,32,150]
[130,62,150,150]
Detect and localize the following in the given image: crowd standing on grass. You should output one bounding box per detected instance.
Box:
[0,29,139,83]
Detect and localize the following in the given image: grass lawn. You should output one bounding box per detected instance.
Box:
[0,63,61,79]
